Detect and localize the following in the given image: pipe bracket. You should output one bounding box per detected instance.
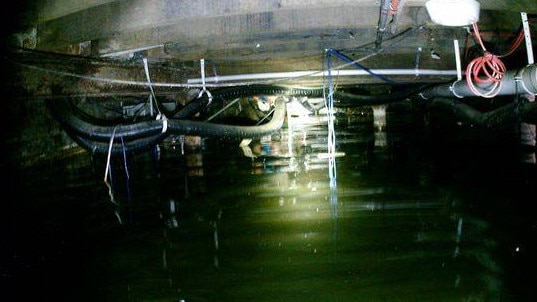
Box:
[449,80,464,98]
[515,66,535,96]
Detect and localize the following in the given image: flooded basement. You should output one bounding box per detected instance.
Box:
[2,104,536,302]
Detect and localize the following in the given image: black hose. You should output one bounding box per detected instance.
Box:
[172,97,208,119]
[49,96,288,154]
[166,96,287,139]
[65,128,168,155]
[334,84,433,107]
[47,82,429,155]
[46,99,166,142]
[202,83,431,107]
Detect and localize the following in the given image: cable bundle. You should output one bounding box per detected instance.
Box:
[465,23,506,98]
[465,22,526,98]
[465,50,506,98]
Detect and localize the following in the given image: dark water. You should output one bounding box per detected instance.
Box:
[2,105,536,302]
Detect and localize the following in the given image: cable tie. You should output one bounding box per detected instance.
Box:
[514,68,532,95]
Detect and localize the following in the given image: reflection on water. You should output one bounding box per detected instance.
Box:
[2,105,536,302]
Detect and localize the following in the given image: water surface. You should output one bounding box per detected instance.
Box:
[2,107,536,302]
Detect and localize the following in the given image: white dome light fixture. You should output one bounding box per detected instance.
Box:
[425,0,480,26]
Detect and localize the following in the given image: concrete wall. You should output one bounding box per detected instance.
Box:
[2,61,81,170]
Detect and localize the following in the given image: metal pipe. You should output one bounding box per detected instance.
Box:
[420,64,537,99]
[374,0,393,50]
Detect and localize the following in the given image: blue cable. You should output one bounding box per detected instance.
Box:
[326,48,407,85]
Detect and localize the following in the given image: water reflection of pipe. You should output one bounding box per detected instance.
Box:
[372,105,388,147]
[211,209,223,269]
[453,217,463,258]
[330,186,339,243]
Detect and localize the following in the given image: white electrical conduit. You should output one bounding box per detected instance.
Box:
[454,39,463,81]
[187,69,459,84]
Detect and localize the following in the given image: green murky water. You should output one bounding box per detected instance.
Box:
[2,108,536,301]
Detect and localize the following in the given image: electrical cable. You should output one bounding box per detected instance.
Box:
[327,48,410,85]
[465,22,507,98]
[498,25,526,58]
[465,21,528,98]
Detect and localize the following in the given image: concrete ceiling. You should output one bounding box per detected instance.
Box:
[4,0,537,89]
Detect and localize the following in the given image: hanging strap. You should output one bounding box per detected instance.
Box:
[197,58,213,105]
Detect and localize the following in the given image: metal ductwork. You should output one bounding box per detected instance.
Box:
[420,64,537,99]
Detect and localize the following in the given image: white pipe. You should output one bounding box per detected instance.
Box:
[187,69,459,84]
[100,44,165,58]
[453,39,462,81]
